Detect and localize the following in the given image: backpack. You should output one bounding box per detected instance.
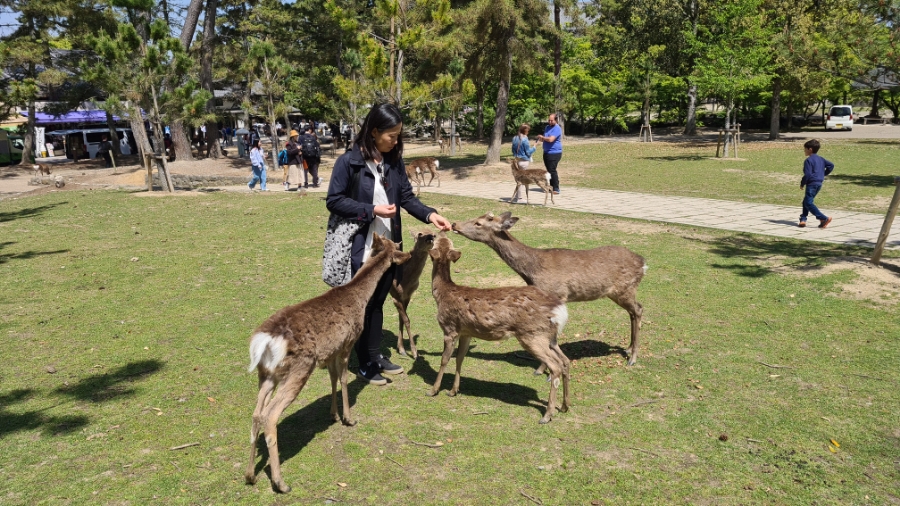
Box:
[301,134,321,158]
[277,148,288,166]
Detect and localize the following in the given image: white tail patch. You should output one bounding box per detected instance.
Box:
[550,304,569,333]
[642,264,649,274]
[416,167,422,174]
[544,172,551,183]
[248,332,287,373]
[434,160,440,169]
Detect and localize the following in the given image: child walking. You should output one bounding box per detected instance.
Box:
[799,139,834,228]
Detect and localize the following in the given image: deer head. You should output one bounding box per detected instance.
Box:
[451,212,519,243]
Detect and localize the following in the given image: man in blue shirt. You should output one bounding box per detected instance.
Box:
[537,113,563,194]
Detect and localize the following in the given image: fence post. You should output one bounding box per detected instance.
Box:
[871,176,900,265]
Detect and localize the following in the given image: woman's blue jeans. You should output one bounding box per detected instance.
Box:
[249,164,267,190]
[800,184,826,221]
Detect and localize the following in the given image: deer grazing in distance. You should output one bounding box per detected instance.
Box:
[428,233,571,424]
[510,158,554,206]
[245,234,410,493]
[452,212,647,368]
[388,230,436,358]
[408,157,440,188]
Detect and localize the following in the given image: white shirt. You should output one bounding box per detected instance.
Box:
[362,159,392,264]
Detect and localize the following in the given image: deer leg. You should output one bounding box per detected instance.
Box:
[401,300,417,359]
[448,335,472,397]
[430,331,458,396]
[520,339,562,424]
[611,290,643,366]
[262,362,314,493]
[550,343,571,413]
[246,375,277,485]
[338,354,356,426]
[391,297,408,356]
[433,170,440,187]
[512,184,521,203]
[326,359,340,422]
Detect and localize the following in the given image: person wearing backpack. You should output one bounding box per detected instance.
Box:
[285,130,303,191]
[277,142,290,190]
[300,125,322,188]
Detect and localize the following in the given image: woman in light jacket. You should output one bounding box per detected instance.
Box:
[326,103,451,385]
[248,139,268,191]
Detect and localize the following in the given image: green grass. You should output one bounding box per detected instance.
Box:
[432,138,900,214]
[1,189,898,505]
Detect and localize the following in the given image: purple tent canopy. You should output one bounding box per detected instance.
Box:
[18,110,127,124]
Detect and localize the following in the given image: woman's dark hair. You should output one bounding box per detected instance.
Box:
[354,102,404,161]
[251,139,260,150]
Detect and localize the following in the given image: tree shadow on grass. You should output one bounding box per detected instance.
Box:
[0,241,69,265]
[0,388,89,437]
[0,202,67,223]
[54,359,164,402]
[639,154,708,162]
[432,154,494,181]
[700,233,875,278]
[828,174,898,188]
[250,374,366,489]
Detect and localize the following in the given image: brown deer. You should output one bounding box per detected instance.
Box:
[452,211,647,368]
[408,157,440,188]
[245,234,410,493]
[428,233,571,424]
[388,229,436,358]
[510,158,554,206]
[404,163,422,196]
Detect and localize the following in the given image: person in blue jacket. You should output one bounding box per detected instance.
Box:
[798,139,834,228]
[536,113,563,194]
[326,103,452,385]
[511,123,538,203]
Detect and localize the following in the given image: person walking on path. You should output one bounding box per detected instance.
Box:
[248,139,268,191]
[301,125,322,188]
[798,139,834,228]
[326,102,452,385]
[536,113,562,194]
[98,135,114,168]
[285,130,303,191]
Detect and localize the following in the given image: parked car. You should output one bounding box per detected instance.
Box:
[825,105,853,131]
[0,130,24,165]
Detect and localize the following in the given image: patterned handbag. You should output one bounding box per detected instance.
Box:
[321,167,362,287]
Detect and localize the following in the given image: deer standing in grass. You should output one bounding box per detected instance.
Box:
[510,158,555,206]
[388,230,435,358]
[244,234,410,493]
[452,212,647,368]
[428,233,571,424]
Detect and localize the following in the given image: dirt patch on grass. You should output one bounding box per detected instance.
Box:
[769,256,900,306]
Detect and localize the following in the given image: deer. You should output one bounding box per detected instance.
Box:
[428,233,571,424]
[388,229,436,358]
[510,158,554,206]
[408,157,440,188]
[32,164,51,178]
[245,234,410,493]
[404,163,422,196]
[452,211,647,368]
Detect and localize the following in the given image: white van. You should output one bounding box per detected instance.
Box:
[45,128,135,160]
[825,105,853,131]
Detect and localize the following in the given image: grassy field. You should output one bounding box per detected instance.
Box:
[1,188,898,505]
[432,138,900,214]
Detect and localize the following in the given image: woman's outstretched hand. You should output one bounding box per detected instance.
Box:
[374,204,397,218]
[429,213,452,231]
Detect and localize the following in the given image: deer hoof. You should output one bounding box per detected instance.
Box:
[245,472,257,485]
[446,390,458,397]
[274,481,292,494]
[427,389,440,397]
[342,417,357,427]
[539,414,552,424]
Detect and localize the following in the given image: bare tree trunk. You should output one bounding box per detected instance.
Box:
[129,104,152,158]
[180,0,204,49]
[170,122,193,160]
[871,89,882,117]
[450,113,457,156]
[105,110,121,155]
[19,75,36,166]
[169,0,204,162]
[485,39,513,165]
[769,76,781,140]
[201,0,222,158]
[476,85,485,141]
[684,82,698,135]
[553,1,564,138]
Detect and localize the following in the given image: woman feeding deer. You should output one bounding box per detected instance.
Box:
[325,102,452,385]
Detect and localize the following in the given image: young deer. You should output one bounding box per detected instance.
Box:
[510,158,554,206]
[245,234,410,493]
[388,230,436,358]
[452,212,647,367]
[405,163,422,196]
[428,233,571,424]
[408,157,440,188]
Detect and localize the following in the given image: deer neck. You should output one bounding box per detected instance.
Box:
[403,247,430,286]
[431,258,455,291]
[488,232,540,279]
[344,250,392,298]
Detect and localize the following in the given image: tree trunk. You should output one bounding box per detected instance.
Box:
[723,101,733,157]
[450,113,457,156]
[167,0,204,162]
[396,48,403,105]
[170,122,193,160]
[769,76,781,140]
[870,89,882,117]
[684,82,698,135]
[105,110,121,155]
[180,0,204,49]
[201,0,222,158]
[129,104,152,158]
[553,1,564,138]
[485,42,513,164]
[19,100,36,165]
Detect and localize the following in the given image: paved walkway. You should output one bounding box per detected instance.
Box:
[416,180,899,251]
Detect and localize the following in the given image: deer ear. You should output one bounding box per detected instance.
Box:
[372,234,384,251]
[499,211,512,221]
[429,248,440,260]
[500,216,519,230]
[449,249,462,263]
